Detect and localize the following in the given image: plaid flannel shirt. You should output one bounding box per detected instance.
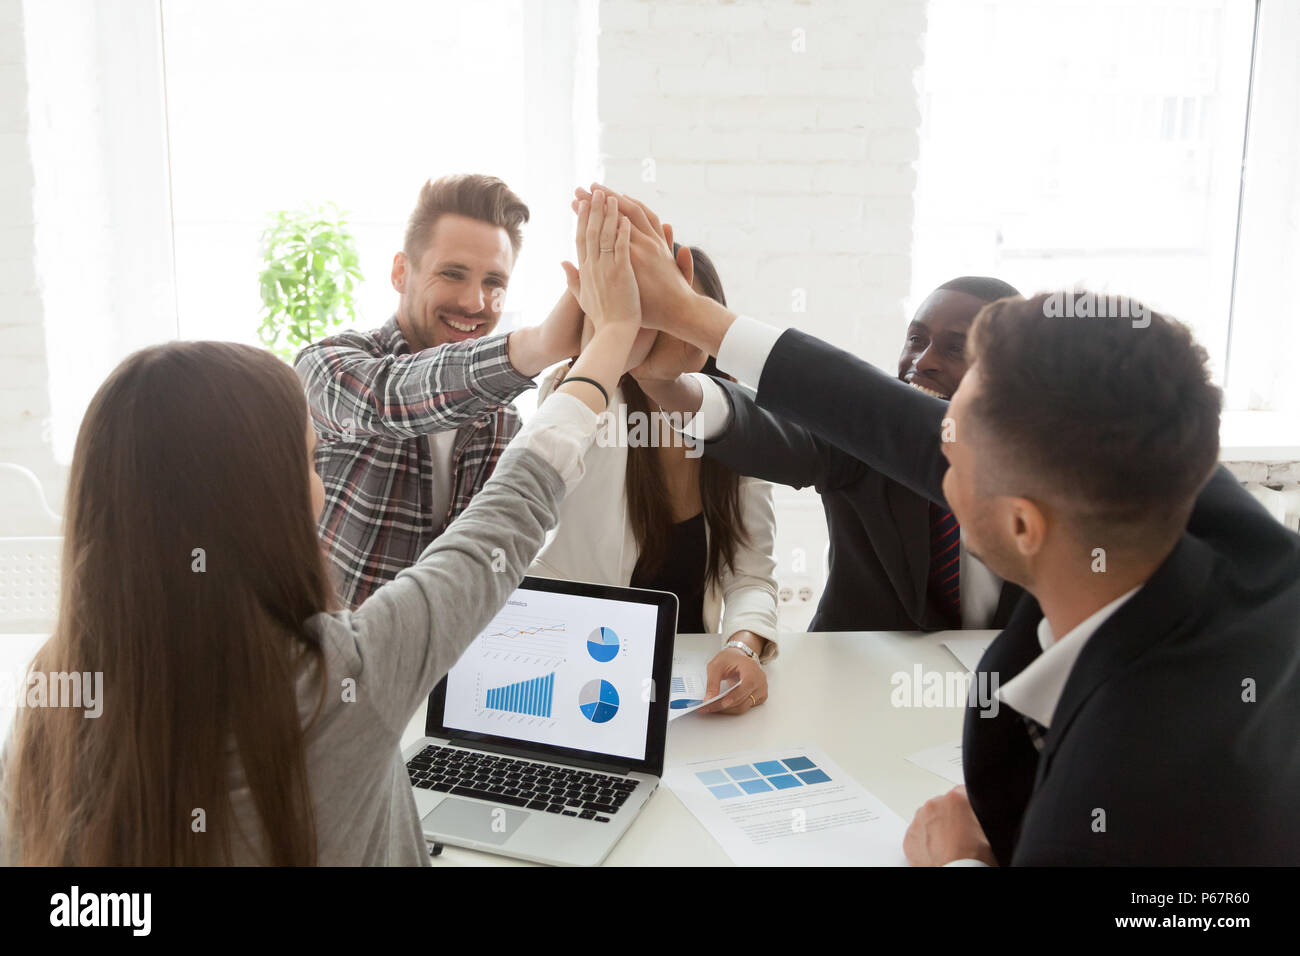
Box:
[295,315,536,608]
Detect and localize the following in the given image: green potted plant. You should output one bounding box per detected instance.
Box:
[257,203,364,361]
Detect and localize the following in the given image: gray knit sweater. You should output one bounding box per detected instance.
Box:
[0,444,566,866]
[231,444,565,865]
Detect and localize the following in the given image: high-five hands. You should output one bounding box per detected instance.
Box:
[553,191,644,414]
[562,191,641,334]
[569,187,709,383]
[572,185,698,337]
[628,326,709,384]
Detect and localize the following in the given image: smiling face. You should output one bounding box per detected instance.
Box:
[391,213,514,351]
[941,363,1039,589]
[898,289,991,399]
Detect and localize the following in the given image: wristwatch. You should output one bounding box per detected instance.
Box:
[723,639,762,663]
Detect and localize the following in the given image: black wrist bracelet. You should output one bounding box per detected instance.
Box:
[559,376,610,409]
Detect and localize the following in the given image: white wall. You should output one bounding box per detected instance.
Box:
[3,0,1296,590]
[592,0,930,626]
[593,0,926,369]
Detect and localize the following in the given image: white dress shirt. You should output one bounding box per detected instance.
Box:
[945,584,1142,866]
[700,317,1004,628]
[995,584,1142,728]
[427,429,458,526]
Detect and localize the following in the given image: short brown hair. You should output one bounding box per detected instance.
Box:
[403,173,530,266]
[965,292,1221,551]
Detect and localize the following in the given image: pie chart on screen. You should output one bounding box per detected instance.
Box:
[586,626,620,663]
[578,679,620,723]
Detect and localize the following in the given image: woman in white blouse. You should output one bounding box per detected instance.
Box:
[533,245,780,715]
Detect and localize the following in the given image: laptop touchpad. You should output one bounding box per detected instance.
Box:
[423,799,530,846]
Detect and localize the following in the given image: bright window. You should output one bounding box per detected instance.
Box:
[161,0,594,385]
[912,0,1287,410]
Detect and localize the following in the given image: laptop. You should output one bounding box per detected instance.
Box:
[402,575,677,866]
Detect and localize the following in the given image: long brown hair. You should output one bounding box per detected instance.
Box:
[623,246,746,587]
[5,342,334,865]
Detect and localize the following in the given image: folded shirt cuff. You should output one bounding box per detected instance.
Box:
[677,373,732,442]
[474,332,544,399]
[716,314,785,389]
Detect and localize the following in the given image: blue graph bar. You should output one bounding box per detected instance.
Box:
[485,672,555,718]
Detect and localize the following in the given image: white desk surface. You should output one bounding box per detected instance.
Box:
[401,630,988,867]
[0,629,985,867]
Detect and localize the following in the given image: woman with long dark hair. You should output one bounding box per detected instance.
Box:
[535,245,779,715]
[0,193,640,864]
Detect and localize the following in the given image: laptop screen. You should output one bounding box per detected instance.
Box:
[427,577,676,775]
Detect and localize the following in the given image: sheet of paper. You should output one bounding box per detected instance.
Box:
[905,740,965,785]
[671,651,709,690]
[669,650,733,720]
[668,681,735,720]
[663,745,908,866]
[940,635,994,673]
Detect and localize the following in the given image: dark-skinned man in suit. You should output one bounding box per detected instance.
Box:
[631,273,1025,633]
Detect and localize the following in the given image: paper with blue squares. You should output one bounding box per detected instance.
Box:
[695,755,833,799]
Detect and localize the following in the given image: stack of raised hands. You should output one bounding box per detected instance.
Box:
[503,183,728,411]
[543,190,647,415]
[562,185,733,397]
[558,186,773,718]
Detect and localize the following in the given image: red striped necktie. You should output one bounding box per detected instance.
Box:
[929,501,962,625]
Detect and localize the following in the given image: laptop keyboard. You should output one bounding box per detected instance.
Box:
[405,745,637,822]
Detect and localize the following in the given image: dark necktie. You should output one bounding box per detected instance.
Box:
[929,501,961,625]
[1021,714,1047,751]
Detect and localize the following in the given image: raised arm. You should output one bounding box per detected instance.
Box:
[345,420,582,733]
[337,191,644,731]
[578,184,948,505]
[295,290,584,441]
[632,353,869,492]
[753,329,949,505]
[702,378,869,493]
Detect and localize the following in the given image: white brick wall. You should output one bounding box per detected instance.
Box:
[0,0,62,532]
[4,0,1289,579]
[594,0,930,623]
[593,0,927,367]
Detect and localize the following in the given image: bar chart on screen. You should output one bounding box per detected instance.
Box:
[484,672,556,718]
[442,585,659,759]
[474,669,558,729]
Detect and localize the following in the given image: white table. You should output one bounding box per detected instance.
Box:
[0,630,986,865]
[401,630,991,866]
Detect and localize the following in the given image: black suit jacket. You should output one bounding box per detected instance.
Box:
[705,377,1022,631]
[754,328,1300,864]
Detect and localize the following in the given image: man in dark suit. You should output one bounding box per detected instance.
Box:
[636,276,1025,632]
[594,185,1300,865]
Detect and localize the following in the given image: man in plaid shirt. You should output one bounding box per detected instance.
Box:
[296,174,584,607]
